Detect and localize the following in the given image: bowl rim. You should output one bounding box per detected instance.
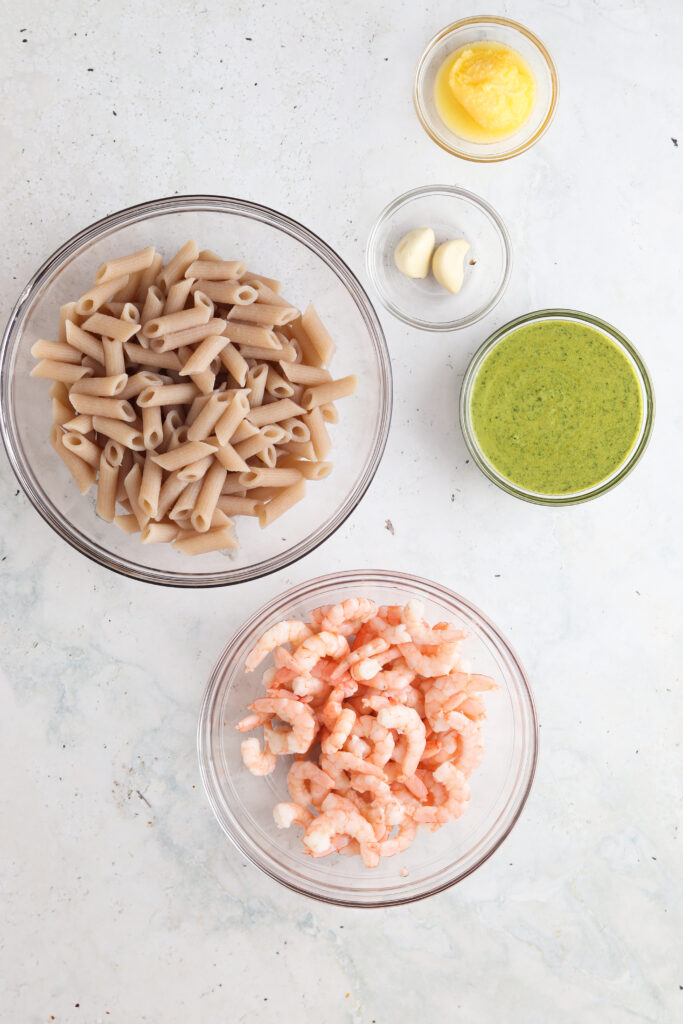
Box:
[413,15,560,163]
[366,184,512,331]
[0,194,393,587]
[459,308,656,505]
[197,568,539,907]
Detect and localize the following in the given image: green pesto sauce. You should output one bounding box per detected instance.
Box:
[470,320,643,495]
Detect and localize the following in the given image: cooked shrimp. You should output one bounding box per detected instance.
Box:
[398,642,461,678]
[352,715,395,766]
[377,819,417,858]
[249,697,317,754]
[378,605,403,624]
[287,760,335,807]
[319,680,357,731]
[344,734,372,760]
[401,599,466,644]
[455,724,484,777]
[321,707,356,754]
[349,772,391,799]
[377,705,426,777]
[362,662,415,691]
[236,712,269,732]
[433,762,470,817]
[240,737,276,776]
[291,631,350,674]
[290,674,327,699]
[323,750,386,779]
[367,616,411,645]
[424,676,476,735]
[332,637,389,680]
[303,804,378,867]
[273,802,314,829]
[319,598,377,632]
[319,754,352,794]
[245,620,313,671]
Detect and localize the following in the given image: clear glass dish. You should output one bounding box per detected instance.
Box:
[366,185,511,331]
[197,570,538,907]
[414,16,559,162]
[460,309,655,505]
[0,196,392,587]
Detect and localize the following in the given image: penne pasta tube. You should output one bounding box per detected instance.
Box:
[184,393,211,427]
[223,321,281,350]
[169,480,202,523]
[237,342,298,362]
[243,273,281,293]
[177,454,214,482]
[116,268,143,304]
[65,321,105,363]
[100,301,126,317]
[163,276,195,314]
[31,359,93,384]
[301,303,336,364]
[246,364,268,406]
[139,455,163,518]
[246,398,305,427]
[70,373,127,397]
[166,425,189,451]
[135,252,164,300]
[149,317,226,352]
[280,417,310,442]
[277,454,333,480]
[265,365,294,399]
[233,432,270,461]
[212,441,249,472]
[81,355,106,376]
[187,391,233,442]
[238,467,303,489]
[81,312,141,343]
[216,495,259,517]
[92,416,145,450]
[118,370,166,400]
[123,343,182,370]
[69,394,136,421]
[279,361,331,385]
[285,319,324,367]
[103,438,125,467]
[243,280,293,308]
[59,302,79,343]
[53,399,74,426]
[62,414,94,434]
[305,406,331,460]
[116,449,134,500]
[113,513,140,534]
[140,284,165,327]
[155,470,188,521]
[49,380,72,404]
[194,280,257,304]
[255,478,306,528]
[62,432,102,468]
[301,374,358,411]
[179,334,228,376]
[123,463,150,529]
[142,299,211,340]
[255,445,277,469]
[157,240,199,291]
[102,338,126,376]
[227,303,298,327]
[188,367,216,395]
[218,341,249,386]
[50,425,97,493]
[95,246,156,284]
[120,302,140,324]
[137,383,200,407]
[31,340,84,364]
[260,424,288,445]
[96,449,119,522]
[214,390,250,445]
[220,476,247,496]
[236,486,281,501]
[191,460,228,532]
[141,522,179,544]
[230,418,259,443]
[320,402,339,424]
[172,525,238,555]
[184,258,246,280]
[142,405,163,450]
[151,440,217,471]
[280,439,317,461]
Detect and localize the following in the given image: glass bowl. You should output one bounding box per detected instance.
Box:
[197,570,538,907]
[0,196,392,587]
[366,186,511,331]
[414,16,559,162]
[460,309,655,506]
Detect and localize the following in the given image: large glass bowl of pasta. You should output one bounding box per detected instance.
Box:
[0,196,391,586]
[197,570,538,908]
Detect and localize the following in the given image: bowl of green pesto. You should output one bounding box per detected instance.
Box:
[460,309,654,505]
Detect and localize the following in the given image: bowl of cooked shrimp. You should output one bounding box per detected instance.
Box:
[198,570,538,906]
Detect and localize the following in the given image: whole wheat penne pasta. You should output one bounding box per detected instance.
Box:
[188,367,216,395]
[173,525,238,555]
[187,391,233,442]
[95,246,156,285]
[103,438,125,467]
[216,495,259,517]
[277,454,333,480]
[305,406,331,460]
[120,303,140,325]
[179,334,228,376]
[256,445,277,468]
[116,449,134,499]
[59,302,79,343]
[231,418,259,443]
[96,449,119,522]
[287,337,303,363]
[80,356,105,376]
[184,259,246,281]
[69,394,136,421]
[100,302,126,317]
[123,343,182,371]
[279,417,310,442]
[31,340,84,364]
[301,375,357,410]
[218,341,249,386]
[137,383,200,407]
[320,402,339,424]
[167,425,189,451]
[228,303,298,327]
[243,273,281,293]
[244,280,292,307]
[62,432,102,467]
[232,485,278,501]
[234,342,297,362]
[220,478,247,497]
[151,440,216,471]
[279,361,331,385]
[92,416,145,450]
[155,470,187,521]
[191,460,228,532]
[142,405,163,450]
[65,321,105,363]
[247,398,305,427]
[195,280,257,304]
[184,394,211,427]
[301,304,336,364]
[118,370,166,400]
[280,439,317,461]
[214,391,250,445]
[31,359,93,384]
[53,399,73,426]
[141,285,165,328]
[164,277,195,314]
[212,441,249,472]
[135,252,164,300]
[113,513,140,534]
[116,268,143,304]
[149,317,226,352]
[177,454,214,482]
[238,467,303,489]
[71,373,127,397]
[139,455,163,518]
[49,381,72,405]
[255,478,306,528]
[123,463,150,529]
[50,425,97,493]
[260,424,289,445]
[81,312,141,343]
[285,320,324,367]
[169,480,202,523]
[141,522,179,544]
[233,432,270,461]
[157,240,199,291]
[102,338,126,376]
[197,249,221,262]
[142,298,211,340]
[223,321,281,350]
[265,365,294,399]
[63,414,94,434]
[246,364,268,406]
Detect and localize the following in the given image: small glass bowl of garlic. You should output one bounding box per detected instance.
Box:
[366,185,512,331]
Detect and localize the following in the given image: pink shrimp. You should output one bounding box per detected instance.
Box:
[424,676,476,735]
[319,598,378,632]
[398,642,462,678]
[401,599,467,645]
[319,753,352,794]
[332,637,389,680]
[303,803,378,867]
[319,679,357,730]
[352,715,395,766]
[378,605,403,624]
[323,750,386,780]
[362,662,415,691]
[249,697,317,754]
[344,734,372,760]
[321,707,356,754]
[455,724,484,777]
[377,705,426,778]
[291,631,350,674]
[377,819,417,858]
[245,620,313,671]
[240,737,276,776]
[290,674,327,699]
[273,802,314,829]
[349,772,391,800]
[235,712,269,732]
[367,616,411,645]
[421,729,459,767]
[433,762,470,817]
[287,760,335,807]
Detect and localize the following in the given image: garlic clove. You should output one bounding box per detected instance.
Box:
[393,228,436,279]
[432,238,470,294]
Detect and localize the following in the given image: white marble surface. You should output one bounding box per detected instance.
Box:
[1,1,681,1021]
